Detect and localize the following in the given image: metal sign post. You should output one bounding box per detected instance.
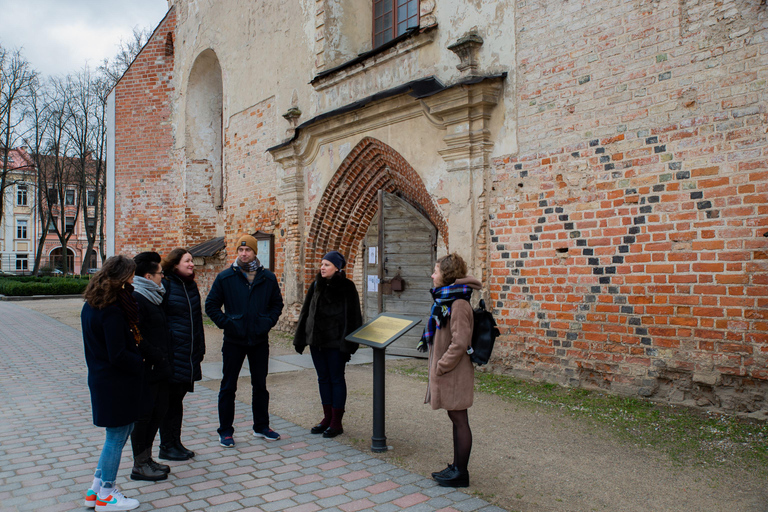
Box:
[346,313,421,453]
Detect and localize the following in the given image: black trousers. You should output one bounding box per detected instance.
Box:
[159,382,189,446]
[131,380,169,457]
[217,341,269,436]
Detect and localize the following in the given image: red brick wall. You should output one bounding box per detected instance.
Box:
[489,0,768,411]
[113,8,180,258]
[305,137,447,288]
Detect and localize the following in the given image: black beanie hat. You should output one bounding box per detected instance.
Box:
[322,250,346,270]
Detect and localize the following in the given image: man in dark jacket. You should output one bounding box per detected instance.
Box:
[205,234,284,447]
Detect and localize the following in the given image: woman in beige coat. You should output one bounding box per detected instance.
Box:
[417,253,481,488]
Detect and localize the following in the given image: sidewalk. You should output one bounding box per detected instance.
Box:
[0,301,501,512]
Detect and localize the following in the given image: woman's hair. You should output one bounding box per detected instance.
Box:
[436,252,467,286]
[161,248,190,274]
[83,255,136,308]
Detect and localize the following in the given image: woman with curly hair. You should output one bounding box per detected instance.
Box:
[419,253,481,488]
[81,255,143,511]
[158,248,205,461]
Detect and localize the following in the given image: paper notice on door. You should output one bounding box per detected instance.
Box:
[367,275,379,292]
[368,246,378,264]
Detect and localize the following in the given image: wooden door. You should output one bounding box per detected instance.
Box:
[363,192,436,357]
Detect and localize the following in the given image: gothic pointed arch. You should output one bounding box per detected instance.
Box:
[305,137,447,283]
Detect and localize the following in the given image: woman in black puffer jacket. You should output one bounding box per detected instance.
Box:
[158,248,205,461]
[294,251,362,438]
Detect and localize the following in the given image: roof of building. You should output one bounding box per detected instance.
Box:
[188,236,226,257]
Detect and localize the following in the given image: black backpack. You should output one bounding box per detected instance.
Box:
[468,299,500,365]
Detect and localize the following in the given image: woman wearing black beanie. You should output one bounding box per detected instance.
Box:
[294,251,362,437]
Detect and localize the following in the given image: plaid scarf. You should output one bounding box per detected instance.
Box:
[417,283,473,352]
[233,256,262,272]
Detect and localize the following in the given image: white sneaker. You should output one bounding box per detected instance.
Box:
[95,487,140,511]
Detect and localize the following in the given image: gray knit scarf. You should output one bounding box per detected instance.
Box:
[132,276,165,305]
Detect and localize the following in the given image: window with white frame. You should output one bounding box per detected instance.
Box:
[65,216,75,234]
[15,254,28,271]
[87,189,96,206]
[65,189,76,206]
[17,184,28,206]
[16,219,28,239]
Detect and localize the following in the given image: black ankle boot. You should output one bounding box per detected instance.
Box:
[434,466,469,488]
[148,458,171,474]
[431,464,454,479]
[175,440,195,458]
[131,461,168,481]
[159,443,190,461]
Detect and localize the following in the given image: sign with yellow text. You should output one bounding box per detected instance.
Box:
[345,313,421,349]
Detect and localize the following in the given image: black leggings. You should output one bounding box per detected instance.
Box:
[447,409,472,472]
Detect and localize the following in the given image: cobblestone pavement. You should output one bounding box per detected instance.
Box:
[0,301,503,512]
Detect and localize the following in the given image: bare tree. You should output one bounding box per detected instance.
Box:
[25,75,53,275]
[68,66,102,274]
[37,77,80,275]
[0,45,37,230]
[99,26,153,85]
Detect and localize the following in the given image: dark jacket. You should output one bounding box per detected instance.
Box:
[205,264,284,346]
[82,301,144,428]
[162,273,205,386]
[293,272,362,354]
[133,291,173,384]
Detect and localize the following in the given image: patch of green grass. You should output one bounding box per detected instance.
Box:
[474,372,768,470]
[391,363,768,471]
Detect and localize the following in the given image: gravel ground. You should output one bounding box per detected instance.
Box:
[16,297,768,512]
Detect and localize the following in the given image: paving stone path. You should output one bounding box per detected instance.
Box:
[0,301,503,512]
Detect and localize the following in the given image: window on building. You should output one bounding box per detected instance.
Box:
[86,217,96,236]
[65,189,76,205]
[17,184,28,206]
[373,0,419,48]
[48,216,58,233]
[87,189,96,206]
[15,254,28,271]
[65,216,75,234]
[48,188,58,204]
[16,219,28,239]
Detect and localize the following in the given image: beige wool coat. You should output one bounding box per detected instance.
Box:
[425,276,481,411]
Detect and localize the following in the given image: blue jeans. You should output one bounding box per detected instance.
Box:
[94,423,134,488]
[310,346,347,409]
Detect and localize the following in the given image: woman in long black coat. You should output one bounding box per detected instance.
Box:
[129,251,173,481]
[294,251,362,437]
[81,255,143,511]
[158,248,205,461]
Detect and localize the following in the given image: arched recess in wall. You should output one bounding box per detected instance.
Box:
[184,49,223,241]
[305,137,447,284]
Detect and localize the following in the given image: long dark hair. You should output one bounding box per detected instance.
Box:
[83,255,136,309]
[161,248,190,274]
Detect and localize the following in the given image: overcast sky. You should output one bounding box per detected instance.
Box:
[0,0,170,77]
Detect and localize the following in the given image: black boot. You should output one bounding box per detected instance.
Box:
[131,450,168,481]
[311,404,333,434]
[175,440,195,458]
[159,443,191,461]
[433,466,469,488]
[431,464,455,479]
[148,457,171,474]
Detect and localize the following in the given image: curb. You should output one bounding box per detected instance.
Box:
[0,294,84,301]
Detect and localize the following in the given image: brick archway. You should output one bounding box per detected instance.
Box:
[306,137,446,283]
